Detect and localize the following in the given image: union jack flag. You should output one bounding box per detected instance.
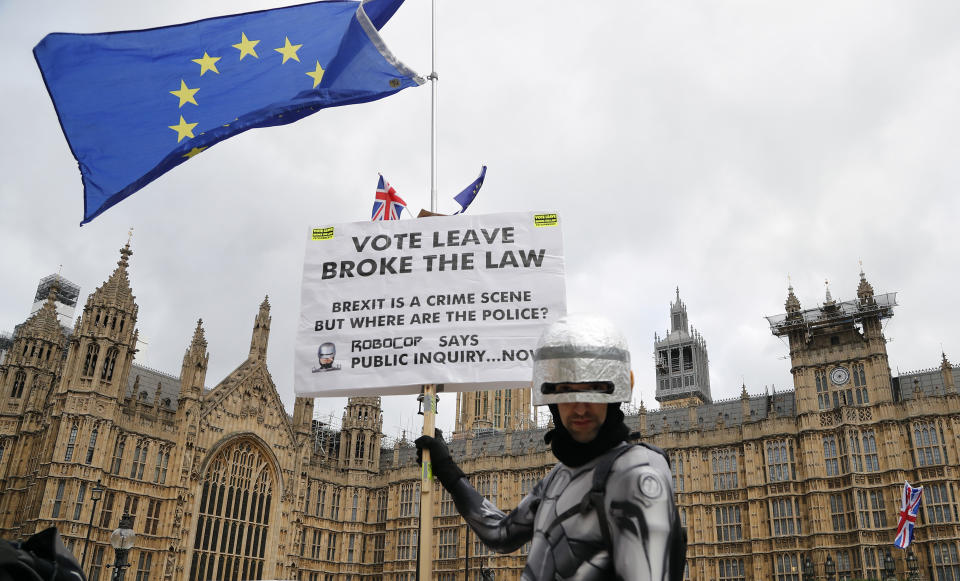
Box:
[371,175,408,221]
[894,481,924,549]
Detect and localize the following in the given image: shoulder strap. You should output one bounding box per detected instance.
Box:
[589,444,636,548]
[543,445,637,546]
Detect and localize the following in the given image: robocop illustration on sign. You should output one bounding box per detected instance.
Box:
[311,342,341,372]
[417,315,686,581]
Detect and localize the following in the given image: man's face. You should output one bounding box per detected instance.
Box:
[554,383,609,443]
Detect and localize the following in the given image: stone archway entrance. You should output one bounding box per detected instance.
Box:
[190,438,276,581]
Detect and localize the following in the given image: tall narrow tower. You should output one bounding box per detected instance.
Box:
[339,397,382,472]
[1,283,67,417]
[654,289,711,409]
[59,241,139,402]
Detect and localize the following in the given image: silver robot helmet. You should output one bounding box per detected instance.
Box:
[318,342,336,360]
[531,314,632,406]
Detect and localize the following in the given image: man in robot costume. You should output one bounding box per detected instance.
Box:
[416,314,686,581]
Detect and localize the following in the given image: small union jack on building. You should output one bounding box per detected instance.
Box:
[371,175,408,221]
[894,481,924,549]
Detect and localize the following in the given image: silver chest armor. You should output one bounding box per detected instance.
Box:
[448,443,678,581]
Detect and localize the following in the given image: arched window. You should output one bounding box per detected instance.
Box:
[86,427,99,464]
[11,371,26,399]
[64,424,79,462]
[192,440,275,581]
[712,448,738,490]
[101,348,119,381]
[355,434,365,460]
[82,344,100,377]
[111,438,126,474]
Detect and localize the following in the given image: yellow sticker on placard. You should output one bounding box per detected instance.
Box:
[534,213,558,227]
[312,227,334,241]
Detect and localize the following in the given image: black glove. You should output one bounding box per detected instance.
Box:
[0,527,85,581]
[414,429,465,490]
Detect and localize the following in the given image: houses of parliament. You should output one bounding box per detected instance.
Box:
[1,243,959,581]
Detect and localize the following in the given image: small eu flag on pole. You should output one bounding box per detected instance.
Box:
[452,165,487,214]
[34,0,423,225]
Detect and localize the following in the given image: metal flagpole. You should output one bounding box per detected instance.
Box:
[429,0,438,211]
[419,0,439,578]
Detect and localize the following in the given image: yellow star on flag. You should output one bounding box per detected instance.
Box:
[306,61,325,88]
[169,80,199,108]
[232,33,260,60]
[275,37,302,64]
[169,116,198,142]
[182,146,208,159]
[192,52,221,75]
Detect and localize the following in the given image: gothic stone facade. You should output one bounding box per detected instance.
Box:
[1,247,959,581]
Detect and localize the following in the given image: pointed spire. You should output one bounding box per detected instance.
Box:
[669,286,689,334]
[181,318,208,400]
[249,296,272,360]
[857,261,875,305]
[118,242,132,268]
[785,279,801,317]
[741,383,749,399]
[117,228,134,268]
[90,239,136,310]
[190,318,207,353]
[823,278,834,305]
[942,352,956,393]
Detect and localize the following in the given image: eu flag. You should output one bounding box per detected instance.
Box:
[453,165,486,214]
[34,0,423,224]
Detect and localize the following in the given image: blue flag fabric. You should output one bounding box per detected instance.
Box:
[34,0,423,224]
[453,165,487,214]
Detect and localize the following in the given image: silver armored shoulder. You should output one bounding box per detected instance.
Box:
[605,445,674,505]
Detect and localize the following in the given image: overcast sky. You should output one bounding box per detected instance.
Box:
[2,0,958,439]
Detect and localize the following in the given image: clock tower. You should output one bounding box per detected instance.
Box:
[766,269,896,415]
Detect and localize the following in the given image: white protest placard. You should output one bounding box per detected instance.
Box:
[294,211,566,397]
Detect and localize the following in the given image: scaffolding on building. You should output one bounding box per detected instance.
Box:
[30,273,82,330]
[310,411,341,464]
[766,292,897,336]
[33,274,80,307]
